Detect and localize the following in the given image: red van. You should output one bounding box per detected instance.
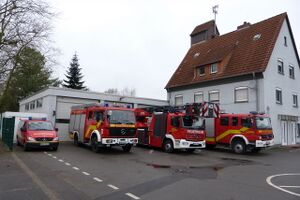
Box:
[16,119,59,151]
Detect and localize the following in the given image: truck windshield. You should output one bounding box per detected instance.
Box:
[182,116,205,130]
[255,117,272,130]
[108,110,136,124]
[28,121,54,131]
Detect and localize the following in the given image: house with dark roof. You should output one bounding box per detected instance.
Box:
[165,13,300,145]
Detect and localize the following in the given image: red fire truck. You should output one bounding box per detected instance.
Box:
[69,103,138,152]
[205,112,274,154]
[135,102,219,153]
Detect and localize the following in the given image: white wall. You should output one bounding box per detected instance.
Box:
[168,79,259,114]
[263,19,300,145]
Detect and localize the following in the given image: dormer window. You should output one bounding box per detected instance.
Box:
[211,63,218,74]
[197,66,205,76]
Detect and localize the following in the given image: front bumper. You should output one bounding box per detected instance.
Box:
[101,138,138,145]
[255,139,275,148]
[26,141,59,149]
[173,139,206,149]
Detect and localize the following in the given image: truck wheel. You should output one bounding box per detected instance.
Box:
[91,136,100,153]
[52,146,58,151]
[74,134,80,146]
[17,137,21,146]
[163,140,174,153]
[122,144,132,152]
[24,143,30,151]
[231,140,246,154]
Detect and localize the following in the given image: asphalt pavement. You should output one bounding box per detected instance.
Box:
[0,142,300,200]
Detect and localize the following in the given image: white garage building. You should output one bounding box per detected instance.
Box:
[19,86,168,141]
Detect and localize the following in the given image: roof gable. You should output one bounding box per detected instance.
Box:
[166,13,288,90]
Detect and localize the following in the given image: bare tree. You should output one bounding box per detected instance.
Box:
[0,0,55,94]
[104,87,136,97]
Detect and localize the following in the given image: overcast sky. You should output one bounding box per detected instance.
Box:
[50,0,299,100]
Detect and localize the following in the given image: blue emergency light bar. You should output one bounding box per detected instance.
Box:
[28,117,47,121]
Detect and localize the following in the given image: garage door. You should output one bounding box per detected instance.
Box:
[55,97,98,141]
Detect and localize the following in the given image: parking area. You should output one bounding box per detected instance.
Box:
[1,143,300,200]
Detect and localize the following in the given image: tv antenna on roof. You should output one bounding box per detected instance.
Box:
[212,5,219,36]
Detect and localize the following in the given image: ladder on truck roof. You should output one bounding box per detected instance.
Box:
[140,102,219,118]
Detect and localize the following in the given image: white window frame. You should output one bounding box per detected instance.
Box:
[209,90,220,103]
[194,92,204,103]
[275,88,282,105]
[289,65,295,79]
[210,63,218,74]
[29,101,36,110]
[292,94,298,108]
[277,59,284,75]
[36,98,43,108]
[174,95,183,106]
[25,103,29,111]
[234,87,249,103]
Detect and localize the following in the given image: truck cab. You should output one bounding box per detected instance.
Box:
[16,119,59,151]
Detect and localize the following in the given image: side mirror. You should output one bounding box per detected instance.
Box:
[55,128,59,132]
[20,127,25,132]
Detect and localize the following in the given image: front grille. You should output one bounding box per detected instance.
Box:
[109,128,136,137]
[186,133,204,141]
[261,134,273,140]
[35,137,53,141]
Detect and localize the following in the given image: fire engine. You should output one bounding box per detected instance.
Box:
[205,112,274,154]
[135,102,219,153]
[69,103,138,153]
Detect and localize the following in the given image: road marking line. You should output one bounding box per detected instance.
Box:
[58,159,64,162]
[280,186,300,188]
[12,153,59,200]
[52,156,57,159]
[48,154,52,156]
[65,162,71,166]
[72,167,80,170]
[107,184,119,190]
[44,152,47,154]
[266,173,300,197]
[93,177,103,182]
[82,172,90,176]
[125,193,140,199]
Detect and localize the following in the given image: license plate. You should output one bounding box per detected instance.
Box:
[40,142,49,146]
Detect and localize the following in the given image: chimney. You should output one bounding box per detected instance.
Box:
[237,22,251,30]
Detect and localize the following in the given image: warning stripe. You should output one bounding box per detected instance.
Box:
[215,127,249,142]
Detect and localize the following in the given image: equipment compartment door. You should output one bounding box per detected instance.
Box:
[150,114,167,147]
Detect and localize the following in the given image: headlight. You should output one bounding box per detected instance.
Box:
[53,137,59,141]
[27,136,35,141]
[258,136,262,140]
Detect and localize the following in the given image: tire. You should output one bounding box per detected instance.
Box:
[74,134,80,147]
[163,140,174,153]
[122,144,132,152]
[24,143,30,151]
[231,139,246,154]
[52,146,58,151]
[91,136,100,153]
[16,137,21,146]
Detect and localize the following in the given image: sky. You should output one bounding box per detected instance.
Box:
[50,0,300,100]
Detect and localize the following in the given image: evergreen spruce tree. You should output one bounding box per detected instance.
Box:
[62,53,86,90]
